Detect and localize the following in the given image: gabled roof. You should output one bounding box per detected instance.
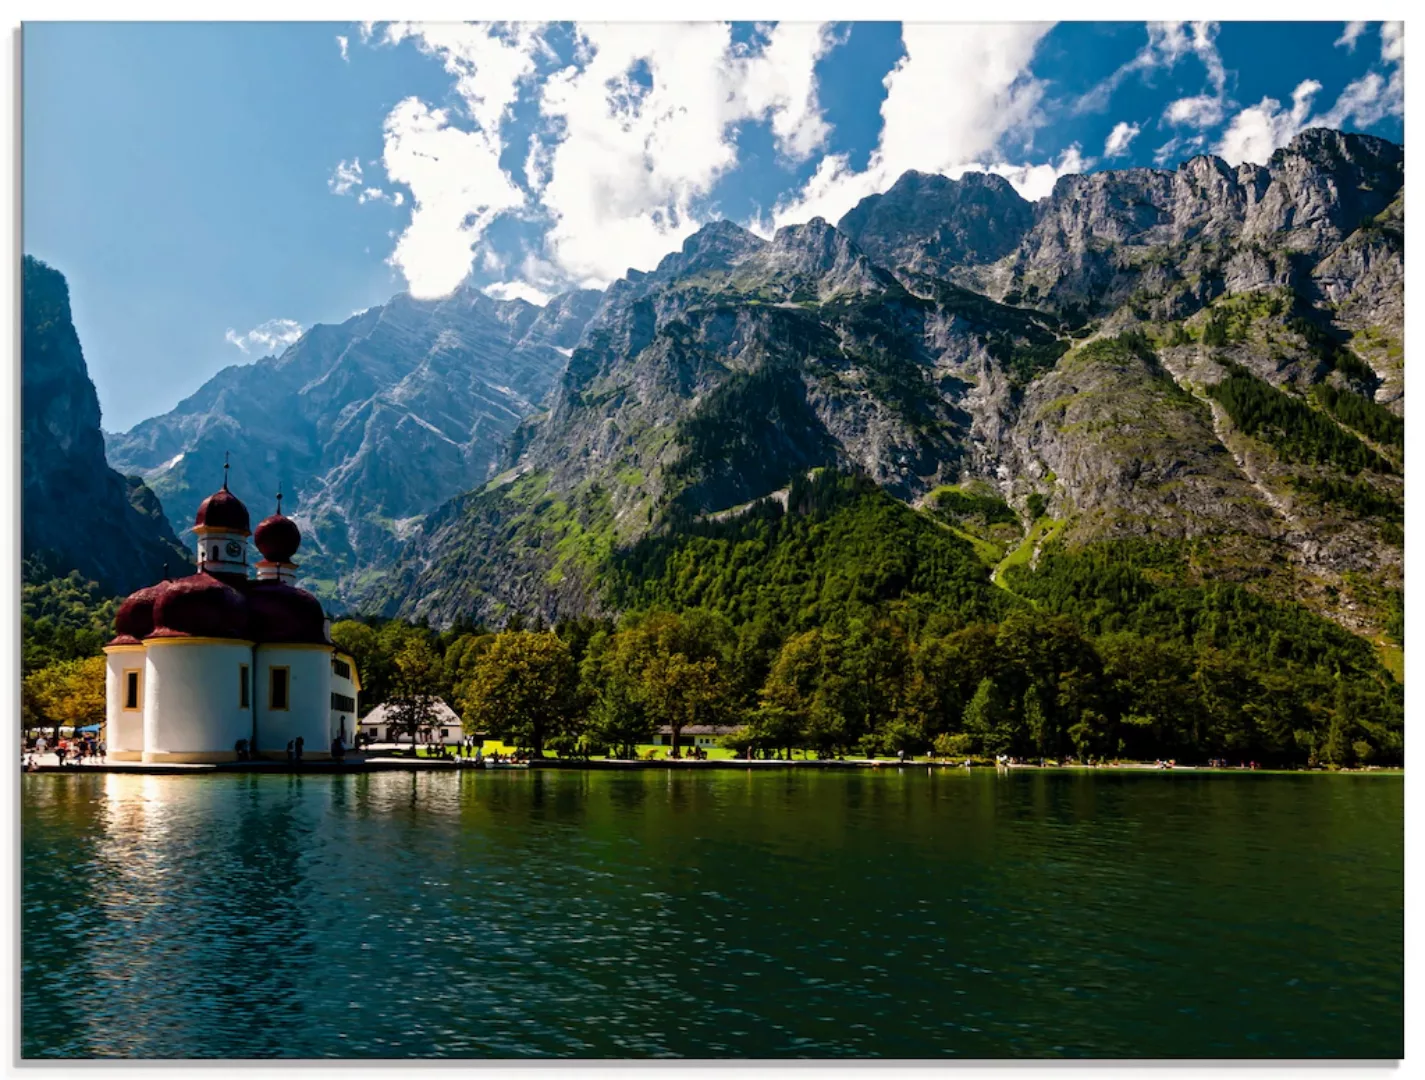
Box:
[360,699,462,726]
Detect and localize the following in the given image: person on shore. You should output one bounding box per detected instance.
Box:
[286,739,295,764]
[295,737,304,764]
[56,742,68,768]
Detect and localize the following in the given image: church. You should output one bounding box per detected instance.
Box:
[103,467,360,763]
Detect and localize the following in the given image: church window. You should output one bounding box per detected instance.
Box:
[240,664,250,708]
[123,670,142,711]
[270,667,290,710]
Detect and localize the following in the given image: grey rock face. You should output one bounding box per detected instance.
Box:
[377,128,1403,641]
[838,170,1035,281]
[22,256,193,593]
[106,284,601,598]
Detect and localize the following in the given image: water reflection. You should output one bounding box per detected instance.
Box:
[21,769,1403,1059]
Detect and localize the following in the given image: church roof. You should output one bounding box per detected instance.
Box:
[254,512,301,564]
[106,477,334,649]
[195,485,250,535]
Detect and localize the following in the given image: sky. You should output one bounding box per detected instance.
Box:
[23,20,1405,433]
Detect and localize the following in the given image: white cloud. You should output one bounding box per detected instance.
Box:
[328,158,363,195]
[1380,22,1403,64]
[1315,69,1403,129]
[1151,134,1205,167]
[530,21,844,287]
[483,280,552,305]
[1215,19,1403,169]
[1103,121,1141,158]
[1334,22,1367,52]
[1075,21,1226,116]
[1163,94,1224,129]
[345,21,842,295]
[736,22,840,162]
[225,318,305,355]
[1214,80,1320,166]
[983,145,1090,201]
[381,96,527,299]
[770,23,1055,228]
[378,22,550,140]
[337,35,349,62]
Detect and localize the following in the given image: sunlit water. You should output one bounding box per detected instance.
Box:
[21,768,1401,1059]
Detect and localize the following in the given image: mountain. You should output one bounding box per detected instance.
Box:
[22,256,192,594]
[105,284,602,599]
[369,129,1402,661]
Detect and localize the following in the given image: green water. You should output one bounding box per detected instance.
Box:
[21,768,1401,1059]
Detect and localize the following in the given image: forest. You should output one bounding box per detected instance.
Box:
[20,472,1403,766]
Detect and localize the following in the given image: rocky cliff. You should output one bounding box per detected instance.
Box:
[22,256,192,594]
[105,285,601,599]
[371,129,1402,649]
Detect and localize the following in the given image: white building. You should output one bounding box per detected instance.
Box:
[359,700,464,745]
[652,725,739,749]
[103,472,359,763]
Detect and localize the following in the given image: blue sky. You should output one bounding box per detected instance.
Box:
[23,20,1404,432]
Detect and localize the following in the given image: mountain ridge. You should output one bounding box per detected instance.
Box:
[22,256,193,594]
[366,128,1403,651]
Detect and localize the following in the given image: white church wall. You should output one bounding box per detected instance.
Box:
[142,639,255,763]
[104,647,146,761]
[255,645,332,759]
[329,652,359,748]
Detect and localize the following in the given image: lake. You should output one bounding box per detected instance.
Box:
[20,767,1402,1059]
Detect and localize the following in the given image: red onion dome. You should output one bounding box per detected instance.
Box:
[247,581,329,645]
[254,513,301,564]
[195,487,250,535]
[148,572,251,640]
[109,581,169,645]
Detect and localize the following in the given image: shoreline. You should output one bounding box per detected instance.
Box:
[20,754,1402,777]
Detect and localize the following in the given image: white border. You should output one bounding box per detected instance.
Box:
[2,6,1416,1079]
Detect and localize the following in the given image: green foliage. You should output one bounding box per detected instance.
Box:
[459,631,578,757]
[383,638,444,748]
[1201,309,1229,346]
[1207,362,1391,474]
[21,569,117,675]
[600,472,1402,765]
[1291,476,1403,534]
[1025,493,1047,520]
[929,487,1017,527]
[665,363,834,513]
[1001,539,1401,764]
[1312,383,1404,450]
[609,470,1012,662]
[22,655,106,736]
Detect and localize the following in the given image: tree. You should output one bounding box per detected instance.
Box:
[605,610,736,757]
[746,702,804,760]
[585,675,652,760]
[962,676,1010,756]
[459,631,579,757]
[385,638,442,750]
[22,655,105,739]
[1023,685,1049,757]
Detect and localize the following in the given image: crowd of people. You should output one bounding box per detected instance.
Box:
[22,732,105,770]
